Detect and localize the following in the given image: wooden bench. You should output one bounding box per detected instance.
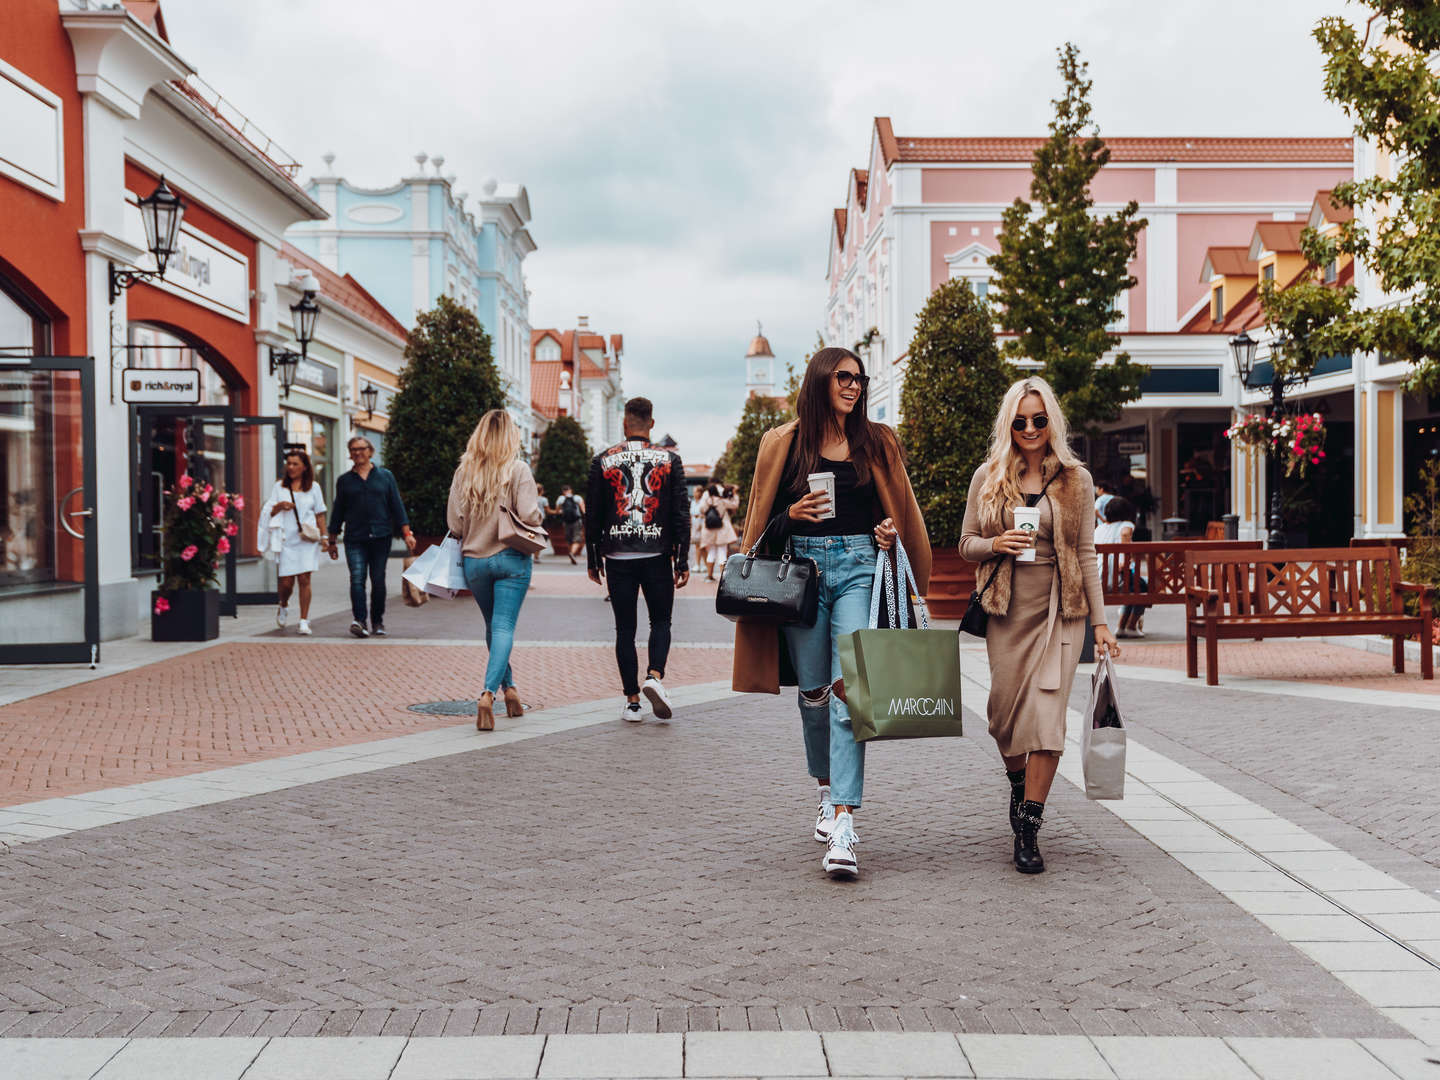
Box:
[1098,540,1263,608]
[1183,546,1434,686]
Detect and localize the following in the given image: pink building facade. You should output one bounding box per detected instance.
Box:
[824,118,1350,534]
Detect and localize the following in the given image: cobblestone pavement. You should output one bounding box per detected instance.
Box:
[0,684,1401,1040]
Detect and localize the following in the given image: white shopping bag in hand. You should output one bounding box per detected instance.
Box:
[1081,652,1127,800]
[401,534,467,599]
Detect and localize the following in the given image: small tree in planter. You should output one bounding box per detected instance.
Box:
[386,296,505,543]
[899,278,1015,616]
[721,392,794,531]
[151,475,242,641]
[534,416,591,552]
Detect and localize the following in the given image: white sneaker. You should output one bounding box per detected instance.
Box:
[814,790,836,842]
[276,606,289,628]
[823,811,859,878]
[297,619,312,636]
[641,676,672,720]
[349,620,369,638]
[621,700,644,723]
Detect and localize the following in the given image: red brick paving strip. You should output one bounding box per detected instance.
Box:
[0,643,730,805]
[1122,638,1440,694]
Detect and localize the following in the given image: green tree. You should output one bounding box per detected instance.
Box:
[989,42,1148,432]
[1259,3,1440,388]
[724,393,794,529]
[533,415,591,502]
[385,296,505,537]
[899,279,1016,546]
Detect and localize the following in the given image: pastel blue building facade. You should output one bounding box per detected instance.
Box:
[286,153,537,442]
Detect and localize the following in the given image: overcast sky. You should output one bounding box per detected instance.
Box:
[161,0,1352,464]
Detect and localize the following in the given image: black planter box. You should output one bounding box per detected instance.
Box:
[151,589,220,642]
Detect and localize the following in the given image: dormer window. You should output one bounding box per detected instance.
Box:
[1323,258,1337,284]
[1262,263,1275,283]
[1212,284,1224,322]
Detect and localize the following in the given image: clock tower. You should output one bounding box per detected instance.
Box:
[744,322,776,398]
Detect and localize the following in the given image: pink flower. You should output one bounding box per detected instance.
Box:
[176,496,195,511]
[199,487,211,503]
[225,523,239,537]
[216,493,229,509]
[181,544,198,562]
[216,537,231,554]
[232,495,245,510]
[213,504,227,519]
[153,596,170,615]
[178,475,194,490]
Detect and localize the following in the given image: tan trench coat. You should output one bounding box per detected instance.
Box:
[730,420,932,694]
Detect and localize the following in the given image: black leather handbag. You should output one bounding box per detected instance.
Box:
[715,514,819,627]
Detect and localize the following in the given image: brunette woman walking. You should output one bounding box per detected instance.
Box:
[960,376,1120,874]
[734,347,931,879]
[260,449,327,635]
[447,410,544,731]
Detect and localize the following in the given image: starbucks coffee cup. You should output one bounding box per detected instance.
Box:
[807,471,836,519]
[1012,505,1041,562]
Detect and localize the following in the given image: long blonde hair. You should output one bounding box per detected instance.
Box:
[454,409,522,520]
[975,376,1081,530]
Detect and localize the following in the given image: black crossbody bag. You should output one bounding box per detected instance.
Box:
[960,469,1061,638]
[715,513,820,627]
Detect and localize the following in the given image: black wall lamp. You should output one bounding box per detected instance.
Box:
[268,290,320,400]
[360,382,379,420]
[109,176,186,303]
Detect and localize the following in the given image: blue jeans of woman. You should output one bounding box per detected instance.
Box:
[462,548,533,694]
[782,534,876,809]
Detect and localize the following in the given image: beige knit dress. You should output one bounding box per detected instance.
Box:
[959,475,1106,756]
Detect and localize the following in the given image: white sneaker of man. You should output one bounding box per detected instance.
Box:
[276,605,289,629]
[813,787,836,843]
[823,811,859,878]
[349,620,369,638]
[297,620,312,636]
[641,676,672,720]
[621,699,644,723]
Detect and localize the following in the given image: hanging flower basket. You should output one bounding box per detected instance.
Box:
[150,474,243,642]
[1223,413,1274,451]
[1275,412,1327,477]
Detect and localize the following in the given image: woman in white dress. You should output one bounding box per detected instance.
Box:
[260,450,328,635]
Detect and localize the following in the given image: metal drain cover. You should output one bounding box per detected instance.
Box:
[407,700,533,716]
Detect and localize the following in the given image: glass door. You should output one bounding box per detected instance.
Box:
[228,414,284,606]
[0,356,99,664]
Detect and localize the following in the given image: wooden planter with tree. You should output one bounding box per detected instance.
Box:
[899,279,1015,618]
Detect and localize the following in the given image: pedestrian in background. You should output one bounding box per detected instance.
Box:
[558,484,585,565]
[586,397,690,723]
[447,410,542,731]
[326,435,415,638]
[690,484,706,573]
[534,483,550,563]
[733,347,930,880]
[697,482,739,581]
[1096,496,1146,638]
[260,449,327,636]
[960,376,1120,875]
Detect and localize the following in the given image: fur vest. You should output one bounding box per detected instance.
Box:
[976,461,1092,621]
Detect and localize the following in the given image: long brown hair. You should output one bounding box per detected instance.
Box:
[284,450,314,492]
[786,346,892,494]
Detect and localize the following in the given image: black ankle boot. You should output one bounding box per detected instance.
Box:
[1015,800,1045,874]
[1006,769,1026,862]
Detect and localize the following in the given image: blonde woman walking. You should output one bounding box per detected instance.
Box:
[960,376,1119,874]
[447,410,544,731]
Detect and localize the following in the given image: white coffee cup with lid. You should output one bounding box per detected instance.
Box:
[1012,505,1040,562]
[807,472,836,519]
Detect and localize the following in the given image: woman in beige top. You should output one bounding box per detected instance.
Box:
[446,410,544,731]
[960,376,1120,875]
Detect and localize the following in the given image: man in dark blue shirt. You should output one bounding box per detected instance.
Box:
[325,435,416,637]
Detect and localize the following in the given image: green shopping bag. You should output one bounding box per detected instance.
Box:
[839,540,964,742]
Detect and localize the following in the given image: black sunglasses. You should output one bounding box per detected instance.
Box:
[834,371,871,390]
[1011,415,1049,432]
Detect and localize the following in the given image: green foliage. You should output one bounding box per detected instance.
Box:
[898,279,1016,546]
[724,392,795,529]
[534,415,591,501]
[1265,4,1440,388]
[385,296,506,537]
[1401,458,1440,621]
[989,43,1148,432]
[158,475,241,595]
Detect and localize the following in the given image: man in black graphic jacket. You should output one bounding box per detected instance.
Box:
[585,396,691,723]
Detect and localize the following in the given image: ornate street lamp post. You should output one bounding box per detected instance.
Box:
[360,382,379,421]
[1229,330,1288,546]
[108,177,187,302]
[268,290,320,401]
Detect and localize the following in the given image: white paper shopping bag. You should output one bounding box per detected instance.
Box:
[1081,652,1127,800]
[401,535,467,599]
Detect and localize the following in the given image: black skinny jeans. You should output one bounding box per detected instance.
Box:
[605,555,674,696]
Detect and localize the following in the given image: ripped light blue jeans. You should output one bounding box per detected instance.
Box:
[782,534,876,809]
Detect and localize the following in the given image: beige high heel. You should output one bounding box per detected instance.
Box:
[476,691,495,731]
[503,686,523,717]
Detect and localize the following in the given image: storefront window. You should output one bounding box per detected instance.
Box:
[2,371,83,590]
[284,409,335,497]
[0,289,37,355]
[127,324,230,405]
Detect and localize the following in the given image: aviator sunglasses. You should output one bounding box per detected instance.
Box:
[1011,414,1049,432]
[834,371,871,390]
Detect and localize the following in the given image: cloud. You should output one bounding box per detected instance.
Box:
[158,0,1350,463]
